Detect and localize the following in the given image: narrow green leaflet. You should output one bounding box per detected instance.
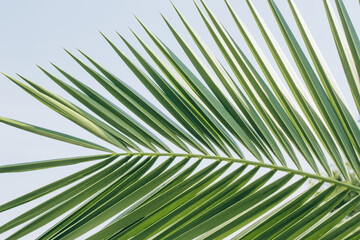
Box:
[62,51,171,152]
[103,33,224,156]
[20,71,138,152]
[299,194,360,239]
[320,211,360,239]
[198,0,324,171]
[173,172,292,240]
[236,181,323,240]
[0,154,112,173]
[2,0,360,239]
[203,177,306,239]
[132,21,246,159]
[126,31,238,157]
[275,189,349,239]
[334,0,360,115]
[226,0,340,178]
[159,13,276,163]
[51,63,156,151]
[77,49,201,154]
[170,4,273,162]
[39,155,159,239]
[0,116,112,153]
[55,157,198,240]
[37,67,140,151]
[0,155,134,237]
[112,162,232,239]
[0,155,117,212]
[163,169,275,239]
[4,74,130,152]
[87,159,219,240]
[246,0,349,179]
[253,185,337,239]
[288,0,360,176]
[156,165,260,239]
[132,164,248,239]
[268,0,360,178]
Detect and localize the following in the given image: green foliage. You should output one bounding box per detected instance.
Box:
[1,0,360,239]
[332,163,360,217]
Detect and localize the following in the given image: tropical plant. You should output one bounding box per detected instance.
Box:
[1,0,360,239]
[309,162,360,219]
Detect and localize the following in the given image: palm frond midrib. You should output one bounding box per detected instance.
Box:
[117,152,360,193]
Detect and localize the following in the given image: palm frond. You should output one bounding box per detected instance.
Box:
[1,0,360,239]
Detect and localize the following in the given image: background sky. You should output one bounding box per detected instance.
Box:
[0,0,359,239]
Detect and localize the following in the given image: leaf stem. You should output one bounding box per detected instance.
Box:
[116,152,360,193]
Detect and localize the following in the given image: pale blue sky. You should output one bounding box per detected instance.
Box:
[0,0,359,239]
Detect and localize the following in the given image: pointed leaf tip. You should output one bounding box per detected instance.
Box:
[98,31,106,38]
[128,28,139,38]
[64,49,74,56]
[169,0,176,7]
[132,13,139,21]
[50,62,58,69]
[2,72,11,78]
[116,32,126,42]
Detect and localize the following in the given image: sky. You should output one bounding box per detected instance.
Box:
[0,0,359,239]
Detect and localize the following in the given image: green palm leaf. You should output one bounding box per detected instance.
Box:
[1,0,360,239]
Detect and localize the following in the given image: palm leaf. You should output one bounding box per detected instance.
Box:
[1,0,360,239]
